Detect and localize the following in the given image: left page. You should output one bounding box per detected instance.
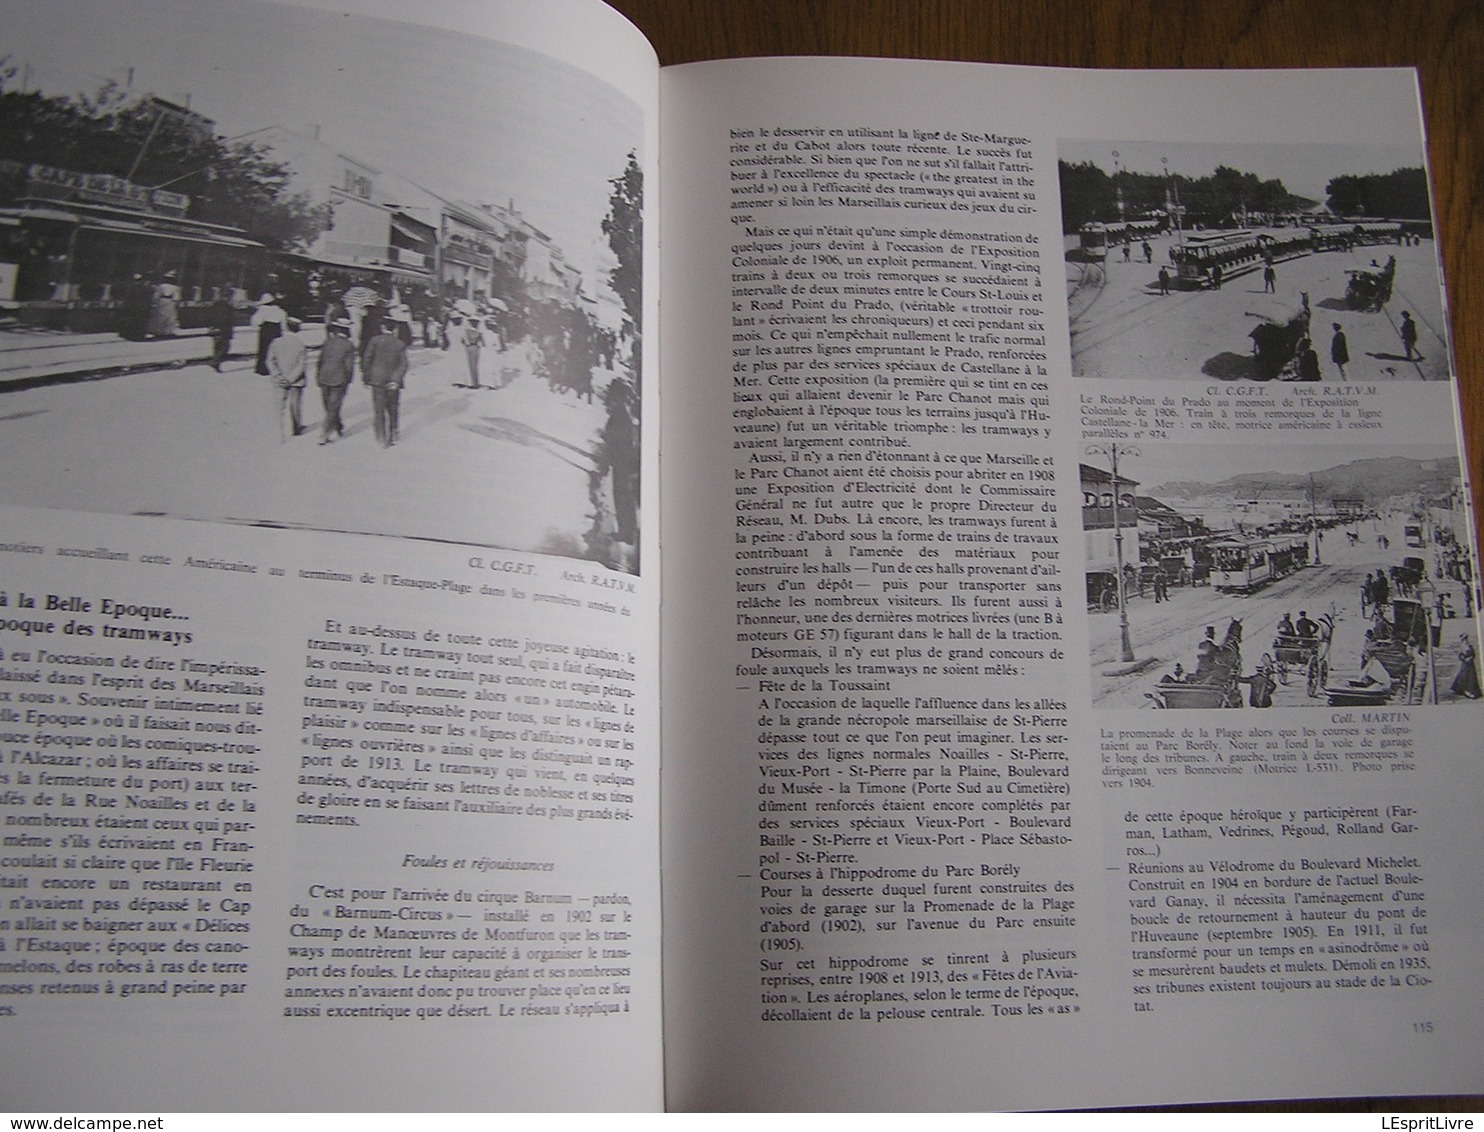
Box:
[0,0,662,1110]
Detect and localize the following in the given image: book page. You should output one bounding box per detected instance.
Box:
[0,0,662,1110]
[659,57,1483,1111]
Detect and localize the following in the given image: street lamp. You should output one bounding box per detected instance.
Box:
[1309,473,1322,567]
[1088,442,1140,663]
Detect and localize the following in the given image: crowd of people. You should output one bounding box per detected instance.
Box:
[130,273,626,452]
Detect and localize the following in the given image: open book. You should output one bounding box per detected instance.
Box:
[1,0,1480,1112]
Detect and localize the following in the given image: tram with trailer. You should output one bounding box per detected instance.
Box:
[1077,216,1166,260]
[1210,534,1309,594]
[1168,221,1407,289]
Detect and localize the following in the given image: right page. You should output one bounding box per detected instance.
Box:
[659,58,1483,1111]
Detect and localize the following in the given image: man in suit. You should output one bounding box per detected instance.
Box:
[316,318,356,444]
[362,318,409,447]
[267,316,308,439]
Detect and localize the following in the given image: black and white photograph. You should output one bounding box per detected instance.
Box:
[1061,140,1450,384]
[1081,441,1480,709]
[0,0,644,571]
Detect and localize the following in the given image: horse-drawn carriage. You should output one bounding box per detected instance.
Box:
[1390,556,1427,598]
[1272,609,1333,697]
[1344,256,1396,312]
[1247,308,1311,380]
[1087,570,1118,613]
[1323,597,1430,706]
[1147,619,1245,708]
[1324,637,1421,706]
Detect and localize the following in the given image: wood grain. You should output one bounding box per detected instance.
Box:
[607,0,1484,1113]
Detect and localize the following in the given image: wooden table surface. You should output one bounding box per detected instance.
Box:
[606,0,1484,1113]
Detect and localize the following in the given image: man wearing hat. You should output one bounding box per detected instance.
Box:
[1399,310,1419,361]
[266,315,308,438]
[250,293,286,376]
[316,318,356,444]
[362,318,409,447]
[461,312,486,389]
[206,293,235,372]
[1192,630,1220,681]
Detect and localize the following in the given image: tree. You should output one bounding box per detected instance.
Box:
[1058,160,1112,235]
[1326,168,1430,219]
[601,150,642,339]
[589,150,643,571]
[0,76,325,253]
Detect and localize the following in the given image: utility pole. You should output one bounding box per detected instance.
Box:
[1088,442,1140,663]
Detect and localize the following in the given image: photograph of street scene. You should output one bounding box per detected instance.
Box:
[0,0,643,571]
[1082,442,1480,709]
[1061,140,1449,384]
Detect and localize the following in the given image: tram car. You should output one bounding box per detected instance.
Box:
[1309,223,1356,253]
[1171,230,1257,287]
[1168,222,1404,290]
[1169,228,1316,288]
[1352,220,1405,244]
[1077,217,1166,261]
[1210,535,1308,594]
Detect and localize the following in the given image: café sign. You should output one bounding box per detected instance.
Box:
[26,163,190,216]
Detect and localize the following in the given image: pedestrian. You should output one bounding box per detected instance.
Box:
[1239,657,1277,707]
[147,272,181,338]
[362,318,409,448]
[1121,242,1130,263]
[206,293,235,372]
[1399,310,1418,361]
[1372,568,1389,609]
[267,316,308,439]
[389,302,414,347]
[1360,572,1373,618]
[1297,339,1321,382]
[1157,266,1170,296]
[358,296,386,356]
[116,274,152,341]
[1262,262,1276,293]
[1350,634,1396,693]
[461,315,485,389]
[1210,263,1222,290]
[324,291,348,332]
[1330,322,1349,379]
[1450,634,1481,699]
[316,318,355,444]
[341,284,378,349]
[251,293,286,376]
[1142,241,1152,263]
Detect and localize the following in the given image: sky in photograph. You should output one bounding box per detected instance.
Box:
[3,0,642,286]
[1082,442,1459,494]
[1059,139,1425,207]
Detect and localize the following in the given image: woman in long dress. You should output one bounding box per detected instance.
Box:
[1450,634,1481,699]
[250,293,285,376]
[147,273,180,338]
